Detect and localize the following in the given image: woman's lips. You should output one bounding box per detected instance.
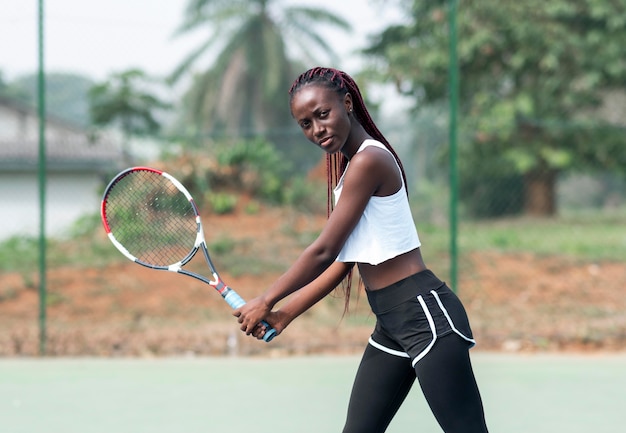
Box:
[319,136,333,147]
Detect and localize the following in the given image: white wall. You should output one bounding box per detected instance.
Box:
[0,172,101,240]
[0,105,29,140]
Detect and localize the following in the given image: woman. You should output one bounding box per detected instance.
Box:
[234,67,489,433]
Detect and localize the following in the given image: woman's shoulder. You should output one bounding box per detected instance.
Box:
[350,143,389,168]
[358,139,388,153]
[352,140,395,167]
[346,141,398,185]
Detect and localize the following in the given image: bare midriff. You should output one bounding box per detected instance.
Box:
[358,248,427,291]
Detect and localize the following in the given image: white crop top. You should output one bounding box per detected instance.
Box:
[333,139,421,265]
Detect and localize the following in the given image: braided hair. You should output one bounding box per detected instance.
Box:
[289,67,408,216]
[289,67,409,309]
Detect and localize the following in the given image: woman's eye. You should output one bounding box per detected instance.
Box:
[319,110,329,118]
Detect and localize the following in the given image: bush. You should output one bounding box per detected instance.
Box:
[159,138,324,211]
[214,138,290,203]
[206,192,238,215]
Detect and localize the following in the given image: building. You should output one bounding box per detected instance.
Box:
[0,96,124,239]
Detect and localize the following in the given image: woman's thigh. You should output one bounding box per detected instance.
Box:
[415,334,489,433]
[343,344,416,433]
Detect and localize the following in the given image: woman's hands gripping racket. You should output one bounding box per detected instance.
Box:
[100,166,277,342]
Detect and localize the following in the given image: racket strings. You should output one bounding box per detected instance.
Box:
[104,171,199,267]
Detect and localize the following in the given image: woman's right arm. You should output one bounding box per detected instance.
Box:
[259,261,354,337]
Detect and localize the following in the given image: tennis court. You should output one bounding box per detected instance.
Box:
[2,352,624,432]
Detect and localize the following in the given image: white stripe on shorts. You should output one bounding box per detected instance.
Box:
[368,337,411,358]
[368,291,475,367]
[412,295,437,367]
[430,290,476,347]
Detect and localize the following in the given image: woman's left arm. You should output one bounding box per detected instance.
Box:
[234,149,387,333]
[250,261,354,339]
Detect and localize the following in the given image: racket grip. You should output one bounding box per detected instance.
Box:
[223,290,277,342]
[223,289,246,309]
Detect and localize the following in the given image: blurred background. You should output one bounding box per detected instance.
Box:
[0,0,624,357]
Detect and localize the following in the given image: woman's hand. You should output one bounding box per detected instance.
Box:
[233,295,271,335]
[249,310,289,340]
[233,262,353,341]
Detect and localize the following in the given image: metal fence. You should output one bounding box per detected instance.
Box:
[1,1,625,356]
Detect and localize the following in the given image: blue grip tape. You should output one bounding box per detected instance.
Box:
[223,290,246,309]
[223,289,277,343]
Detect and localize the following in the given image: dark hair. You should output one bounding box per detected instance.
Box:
[289,67,409,310]
[289,67,408,212]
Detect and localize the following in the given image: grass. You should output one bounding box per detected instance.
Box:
[0,208,624,278]
[419,207,626,262]
[0,214,123,276]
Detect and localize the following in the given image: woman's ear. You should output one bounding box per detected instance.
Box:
[344,93,354,113]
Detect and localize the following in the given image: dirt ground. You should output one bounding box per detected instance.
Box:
[1,205,624,357]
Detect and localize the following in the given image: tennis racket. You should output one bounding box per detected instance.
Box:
[100,166,277,342]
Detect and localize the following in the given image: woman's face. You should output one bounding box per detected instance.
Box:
[290,84,353,155]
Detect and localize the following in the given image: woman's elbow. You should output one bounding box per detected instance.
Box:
[307,244,339,269]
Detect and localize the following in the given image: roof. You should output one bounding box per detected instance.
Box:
[0,137,125,172]
[0,96,126,173]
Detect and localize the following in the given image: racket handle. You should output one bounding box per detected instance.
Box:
[223,289,277,342]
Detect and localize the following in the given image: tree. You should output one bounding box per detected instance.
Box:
[364,0,626,216]
[89,69,171,137]
[170,0,352,145]
[88,69,171,162]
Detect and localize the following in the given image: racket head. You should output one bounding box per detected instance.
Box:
[101,167,202,268]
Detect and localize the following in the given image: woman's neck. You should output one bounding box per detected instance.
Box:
[342,125,371,160]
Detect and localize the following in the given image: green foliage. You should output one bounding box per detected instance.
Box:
[164,138,321,210]
[0,236,39,273]
[409,178,449,223]
[88,68,171,137]
[244,200,261,214]
[365,0,626,215]
[206,192,238,214]
[170,0,352,145]
[215,138,326,210]
[217,137,284,168]
[283,176,326,214]
[208,236,235,255]
[67,213,103,238]
[414,206,626,262]
[460,173,525,218]
[215,138,290,203]
[459,208,626,260]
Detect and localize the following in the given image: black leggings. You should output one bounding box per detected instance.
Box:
[342,334,489,432]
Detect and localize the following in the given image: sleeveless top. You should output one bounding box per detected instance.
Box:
[333,139,421,265]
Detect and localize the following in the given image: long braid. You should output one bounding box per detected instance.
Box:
[289,67,408,310]
[289,67,409,211]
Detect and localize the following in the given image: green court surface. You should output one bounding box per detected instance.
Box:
[1,353,624,432]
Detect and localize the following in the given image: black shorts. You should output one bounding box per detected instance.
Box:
[366,269,475,367]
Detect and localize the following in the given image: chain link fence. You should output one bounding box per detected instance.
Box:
[1,3,625,356]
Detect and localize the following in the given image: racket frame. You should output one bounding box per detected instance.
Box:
[101,166,277,342]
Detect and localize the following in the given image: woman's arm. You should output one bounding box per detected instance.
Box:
[234,147,395,333]
[250,261,354,339]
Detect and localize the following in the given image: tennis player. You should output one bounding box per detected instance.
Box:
[234,67,489,433]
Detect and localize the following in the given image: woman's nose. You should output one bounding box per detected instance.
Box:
[313,120,326,137]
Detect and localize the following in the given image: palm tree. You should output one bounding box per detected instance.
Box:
[170,0,352,142]
[88,68,171,161]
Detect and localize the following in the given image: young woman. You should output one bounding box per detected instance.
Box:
[234,67,489,433]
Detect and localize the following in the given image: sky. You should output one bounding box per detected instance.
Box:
[0,0,406,82]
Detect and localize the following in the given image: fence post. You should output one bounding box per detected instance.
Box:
[38,0,47,356]
[448,0,459,293]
